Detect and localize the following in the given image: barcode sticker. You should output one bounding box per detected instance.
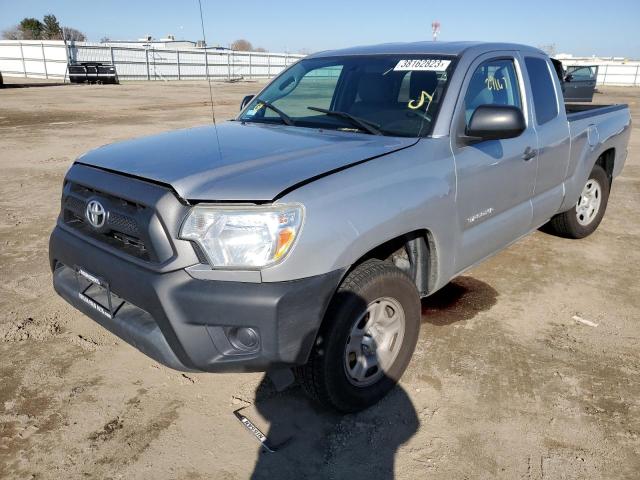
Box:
[393,59,451,72]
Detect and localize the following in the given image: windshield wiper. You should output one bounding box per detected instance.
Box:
[307,106,382,135]
[253,98,295,126]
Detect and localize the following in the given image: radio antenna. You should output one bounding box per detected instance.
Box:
[197,0,222,158]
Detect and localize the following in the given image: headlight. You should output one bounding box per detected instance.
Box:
[180,204,304,268]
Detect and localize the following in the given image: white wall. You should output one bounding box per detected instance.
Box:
[0,40,304,81]
[2,41,638,86]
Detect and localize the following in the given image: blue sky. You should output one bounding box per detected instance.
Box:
[1,0,639,57]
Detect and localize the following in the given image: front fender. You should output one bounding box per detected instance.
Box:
[262,139,458,289]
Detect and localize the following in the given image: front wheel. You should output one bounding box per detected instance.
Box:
[544,164,610,239]
[295,259,421,413]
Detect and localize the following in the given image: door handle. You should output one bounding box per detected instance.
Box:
[523,146,537,161]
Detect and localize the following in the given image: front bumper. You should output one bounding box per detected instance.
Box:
[50,225,343,372]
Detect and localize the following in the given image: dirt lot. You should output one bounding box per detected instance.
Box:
[0,77,638,479]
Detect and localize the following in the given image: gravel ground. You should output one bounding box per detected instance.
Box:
[0,77,638,479]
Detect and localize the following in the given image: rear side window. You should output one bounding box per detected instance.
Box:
[525,57,558,125]
[463,58,522,125]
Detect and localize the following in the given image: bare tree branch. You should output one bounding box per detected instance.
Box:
[230,39,253,51]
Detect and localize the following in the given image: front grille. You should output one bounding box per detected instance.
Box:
[62,182,154,261]
[66,196,85,213]
[108,212,140,236]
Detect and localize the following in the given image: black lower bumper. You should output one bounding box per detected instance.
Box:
[50,225,343,372]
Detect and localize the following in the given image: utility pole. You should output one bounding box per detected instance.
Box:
[61,26,70,82]
[432,21,441,41]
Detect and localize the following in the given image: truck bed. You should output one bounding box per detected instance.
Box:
[565,103,628,122]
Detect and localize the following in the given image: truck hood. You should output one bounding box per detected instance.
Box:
[77,121,417,201]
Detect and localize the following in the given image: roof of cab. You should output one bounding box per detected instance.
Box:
[309,41,546,58]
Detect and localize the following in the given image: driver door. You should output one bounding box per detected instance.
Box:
[451,53,538,272]
[564,66,598,102]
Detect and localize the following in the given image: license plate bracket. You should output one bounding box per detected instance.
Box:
[74,267,124,319]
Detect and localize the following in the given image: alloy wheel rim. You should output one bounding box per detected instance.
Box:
[343,296,406,387]
[576,178,602,226]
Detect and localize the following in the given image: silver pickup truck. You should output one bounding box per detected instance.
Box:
[50,42,631,412]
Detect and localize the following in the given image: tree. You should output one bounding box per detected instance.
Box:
[63,27,86,42]
[1,14,86,41]
[538,43,557,57]
[254,47,267,52]
[100,36,111,43]
[19,17,44,39]
[42,14,63,40]
[230,39,253,51]
[1,27,21,40]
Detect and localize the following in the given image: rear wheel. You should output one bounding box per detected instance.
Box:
[544,164,610,239]
[295,259,421,413]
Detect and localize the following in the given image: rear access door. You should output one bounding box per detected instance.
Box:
[522,55,571,227]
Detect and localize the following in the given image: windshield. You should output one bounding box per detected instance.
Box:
[238,55,456,137]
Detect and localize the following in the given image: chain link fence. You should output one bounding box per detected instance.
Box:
[0,40,304,81]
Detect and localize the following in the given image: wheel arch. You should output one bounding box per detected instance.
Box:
[595,147,615,185]
[340,228,439,298]
[560,143,617,213]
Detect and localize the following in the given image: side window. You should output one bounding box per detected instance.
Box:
[267,65,343,117]
[463,58,522,125]
[525,57,559,125]
[568,66,595,80]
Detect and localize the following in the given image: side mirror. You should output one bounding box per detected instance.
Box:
[240,94,255,110]
[465,105,526,141]
[564,74,573,83]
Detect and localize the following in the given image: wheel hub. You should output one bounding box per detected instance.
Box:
[343,297,406,387]
[576,178,602,226]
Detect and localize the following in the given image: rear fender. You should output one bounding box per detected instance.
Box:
[560,111,631,212]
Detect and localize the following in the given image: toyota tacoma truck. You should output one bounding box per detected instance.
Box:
[50,42,631,413]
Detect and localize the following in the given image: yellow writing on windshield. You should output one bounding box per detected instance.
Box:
[408,90,434,110]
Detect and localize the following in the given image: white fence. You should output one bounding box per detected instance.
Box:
[559,61,640,86]
[593,64,640,86]
[2,41,639,86]
[0,40,304,81]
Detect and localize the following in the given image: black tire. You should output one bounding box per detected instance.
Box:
[544,164,610,239]
[295,259,421,413]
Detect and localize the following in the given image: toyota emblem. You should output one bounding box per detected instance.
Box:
[85,200,106,229]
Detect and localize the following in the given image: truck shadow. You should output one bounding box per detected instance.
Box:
[244,277,495,478]
[421,276,498,326]
[247,376,418,480]
[245,289,419,479]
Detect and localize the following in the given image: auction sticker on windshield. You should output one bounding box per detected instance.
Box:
[394,59,451,71]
